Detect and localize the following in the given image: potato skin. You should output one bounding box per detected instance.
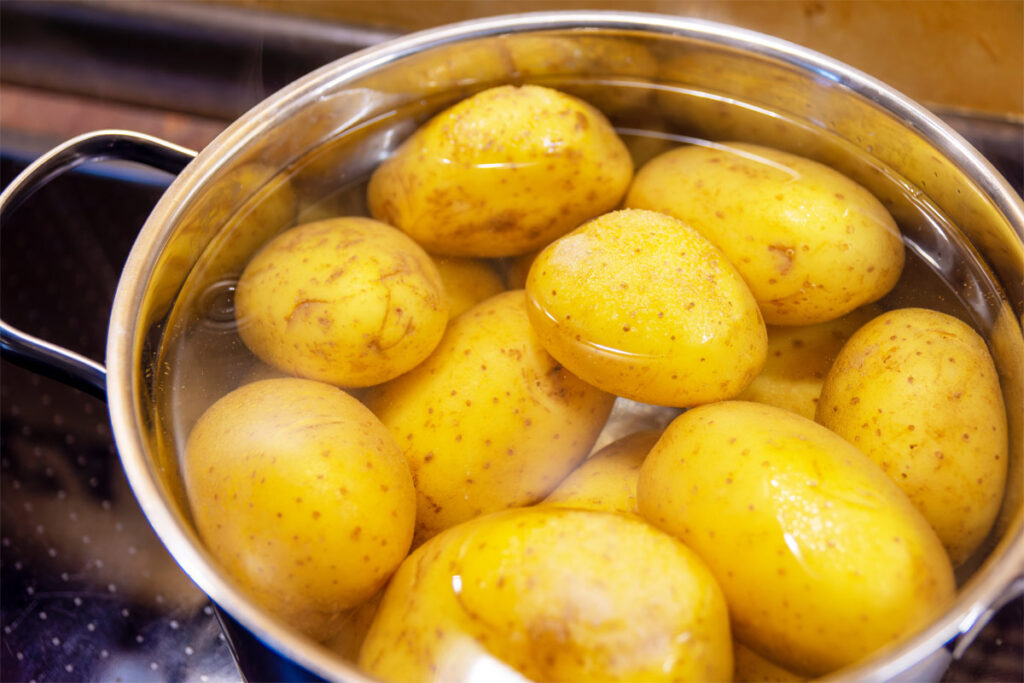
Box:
[183,378,416,641]
[431,256,506,319]
[367,84,633,257]
[638,401,954,676]
[816,307,1009,566]
[543,429,660,515]
[526,208,767,407]
[359,508,733,683]
[365,290,615,542]
[625,143,905,325]
[235,217,447,387]
[737,305,880,419]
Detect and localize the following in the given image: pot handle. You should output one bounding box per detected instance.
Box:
[0,130,197,400]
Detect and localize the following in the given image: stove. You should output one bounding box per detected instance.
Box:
[1,3,1021,681]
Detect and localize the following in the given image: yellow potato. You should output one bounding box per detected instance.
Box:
[359,507,733,682]
[526,208,767,407]
[183,378,416,641]
[431,256,505,319]
[367,84,633,257]
[235,217,448,387]
[638,401,955,676]
[365,290,614,542]
[543,429,660,515]
[625,142,905,325]
[816,307,1009,566]
[737,305,881,419]
[502,247,541,290]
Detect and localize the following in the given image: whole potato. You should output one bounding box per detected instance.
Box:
[526,208,767,407]
[365,290,615,542]
[183,378,416,641]
[625,143,905,325]
[359,507,733,682]
[816,307,1009,566]
[543,429,661,516]
[235,217,447,387]
[367,84,633,257]
[431,256,506,319]
[737,305,881,419]
[638,401,954,676]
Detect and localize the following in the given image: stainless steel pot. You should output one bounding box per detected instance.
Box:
[2,11,1021,682]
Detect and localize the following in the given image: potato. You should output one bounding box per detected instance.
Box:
[367,84,633,257]
[431,256,505,319]
[526,208,767,407]
[638,401,955,676]
[234,217,447,387]
[543,429,660,515]
[625,143,905,325]
[737,305,881,419]
[816,307,1009,565]
[502,247,541,290]
[359,507,733,682]
[365,290,615,542]
[183,378,416,641]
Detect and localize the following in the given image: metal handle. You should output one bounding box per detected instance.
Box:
[0,130,197,400]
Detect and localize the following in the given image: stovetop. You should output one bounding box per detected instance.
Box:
[1,3,1021,682]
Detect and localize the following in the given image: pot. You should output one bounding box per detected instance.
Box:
[1,11,1021,682]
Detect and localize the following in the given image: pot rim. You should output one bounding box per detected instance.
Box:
[106,10,1024,682]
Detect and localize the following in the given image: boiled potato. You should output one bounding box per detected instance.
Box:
[543,429,660,516]
[359,507,733,682]
[526,208,767,407]
[816,307,1009,566]
[625,142,905,325]
[502,247,541,290]
[183,378,416,641]
[638,401,955,676]
[367,84,633,257]
[235,217,447,387]
[737,305,881,419]
[365,290,614,542]
[432,256,506,319]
